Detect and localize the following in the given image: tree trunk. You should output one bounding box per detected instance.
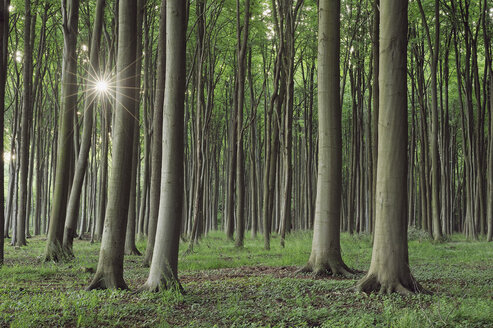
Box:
[300,0,353,276]
[234,0,250,248]
[143,0,166,266]
[63,0,105,255]
[124,0,145,256]
[86,0,137,290]
[16,0,34,247]
[0,0,9,265]
[139,0,187,291]
[44,0,79,260]
[354,0,427,295]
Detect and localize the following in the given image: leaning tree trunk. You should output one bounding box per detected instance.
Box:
[299,0,353,277]
[86,0,137,290]
[139,0,187,292]
[62,0,105,256]
[44,0,79,260]
[354,0,427,295]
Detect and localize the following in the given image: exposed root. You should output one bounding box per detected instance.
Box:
[352,274,431,295]
[61,246,75,260]
[296,261,357,278]
[85,272,129,291]
[44,241,67,263]
[295,265,313,274]
[137,276,184,294]
[124,247,142,256]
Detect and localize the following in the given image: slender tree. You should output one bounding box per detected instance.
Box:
[143,0,166,266]
[354,0,427,294]
[416,0,442,240]
[15,0,33,247]
[139,0,187,291]
[86,0,137,290]
[62,0,106,255]
[234,0,250,248]
[299,0,353,276]
[44,0,79,260]
[0,0,9,265]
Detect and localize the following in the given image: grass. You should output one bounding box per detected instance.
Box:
[0,230,492,327]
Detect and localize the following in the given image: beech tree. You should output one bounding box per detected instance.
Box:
[234,0,250,248]
[62,0,106,256]
[300,0,353,276]
[142,0,166,266]
[0,0,8,265]
[44,0,80,260]
[354,0,426,294]
[15,0,33,247]
[86,0,137,290]
[139,0,187,291]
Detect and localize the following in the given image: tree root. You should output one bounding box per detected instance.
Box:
[137,276,184,294]
[124,247,142,256]
[296,261,358,278]
[85,272,128,291]
[44,241,67,262]
[352,274,431,295]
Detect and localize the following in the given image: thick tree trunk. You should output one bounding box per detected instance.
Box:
[86,0,137,290]
[354,0,427,295]
[300,0,353,276]
[139,0,187,291]
[44,0,79,260]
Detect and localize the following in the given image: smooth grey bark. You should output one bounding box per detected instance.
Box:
[299,0,353,276]
[371,0,379,232]
[44,0,79,260]
[62,0,105,255]
[16,0,33,247]
[86,0,137,290]
[486,0,492,242]
[0,0,9,265]
[143,0,166,266]
[416,0,442,241]
[234,0,250,248]
[139,0,187,291]
[354,0,427,294]
[124,0,145,256]
[488,75,493,242]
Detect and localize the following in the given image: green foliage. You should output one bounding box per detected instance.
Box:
[0,233,492,327]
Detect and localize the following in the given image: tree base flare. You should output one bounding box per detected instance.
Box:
[137,276,183,294]
[353,274,431,295]
[297,260,357,278]
[124,247,142,256]
[44,241,69,262]
[86,272,128,291]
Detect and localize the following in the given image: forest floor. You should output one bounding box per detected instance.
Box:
[0,230,492,327]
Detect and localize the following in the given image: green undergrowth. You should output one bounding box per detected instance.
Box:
[0,231,492,327]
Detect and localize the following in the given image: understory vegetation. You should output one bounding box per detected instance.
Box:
[1,231,492,327]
